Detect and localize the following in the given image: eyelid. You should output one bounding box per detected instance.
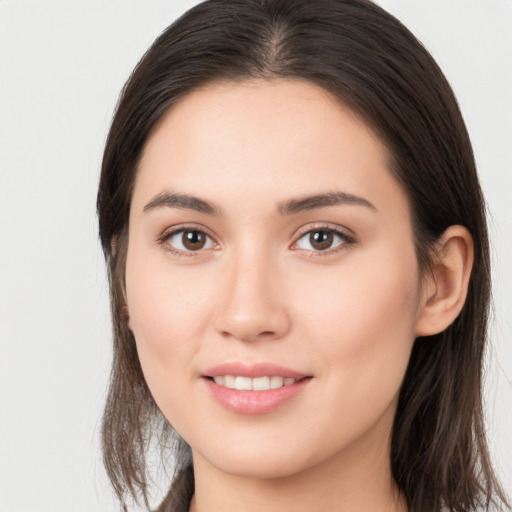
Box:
[157,223,220,255]
[292,222,356,240]
[290,223,357,254]
[156,222,356,257]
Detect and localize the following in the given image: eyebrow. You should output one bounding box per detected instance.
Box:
[278,191,377,215]
[143,191,223,216]
[142,190,376,216]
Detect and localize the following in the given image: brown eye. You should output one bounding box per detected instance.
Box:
[165,229,215,253]
[309,230,334,250]
[182,230,206,250]
[294,228,351,252]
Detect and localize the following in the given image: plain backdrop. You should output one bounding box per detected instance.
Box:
[0,1,510,510]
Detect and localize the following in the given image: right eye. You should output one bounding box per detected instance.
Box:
[161,228,216,254]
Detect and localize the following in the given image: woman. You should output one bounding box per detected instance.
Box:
[97,0,509,510]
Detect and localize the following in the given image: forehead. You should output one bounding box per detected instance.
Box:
[140,78,387,167]
[133,78,407,219]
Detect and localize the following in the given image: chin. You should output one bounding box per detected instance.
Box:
[192,438,331,481]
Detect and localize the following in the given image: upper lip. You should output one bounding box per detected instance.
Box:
[203,362,309,379]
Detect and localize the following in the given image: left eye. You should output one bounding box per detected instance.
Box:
[165,229,215,252]
[294,229,349,252]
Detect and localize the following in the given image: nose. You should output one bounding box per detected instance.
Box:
[213,251,291,343]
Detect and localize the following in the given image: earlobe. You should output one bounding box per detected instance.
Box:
[111,235,118,257]
[415,225,474,337]
[123,304,131,325]
[111,233,131,329]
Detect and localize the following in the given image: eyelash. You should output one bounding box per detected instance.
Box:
[157,224,357,257]
[291,225,357,256]
[157,224,218,257]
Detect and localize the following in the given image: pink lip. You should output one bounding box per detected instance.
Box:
[203,362,307,379]
[201,362,312,415]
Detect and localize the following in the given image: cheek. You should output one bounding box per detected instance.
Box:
[297,246,420,406]
[124,248,216,394]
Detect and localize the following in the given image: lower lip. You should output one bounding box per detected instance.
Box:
[203,377,311,415]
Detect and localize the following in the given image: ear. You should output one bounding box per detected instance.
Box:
[415,225,474,337]
[111,234,131,327]
[110,235,118,257]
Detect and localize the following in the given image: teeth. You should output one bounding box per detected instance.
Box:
[270,376,284,389]
[212,375,298,390]
[252,376,270,391]
[224,375,236,389]
[235,376,252,390]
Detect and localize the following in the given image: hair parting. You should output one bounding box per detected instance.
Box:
[97,1,509,510]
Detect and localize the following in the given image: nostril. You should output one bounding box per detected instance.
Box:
[213,299,291,342]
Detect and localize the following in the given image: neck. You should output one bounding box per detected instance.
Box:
[189,405,407,512]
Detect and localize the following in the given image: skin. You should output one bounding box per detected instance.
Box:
[125,79,473,511]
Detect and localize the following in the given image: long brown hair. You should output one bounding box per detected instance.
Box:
[97,1,509,510]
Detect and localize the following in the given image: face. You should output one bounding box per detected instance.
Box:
[125,79,423,479]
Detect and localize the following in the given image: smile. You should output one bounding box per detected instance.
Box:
[211,375,298,390]
[202,363,312,414]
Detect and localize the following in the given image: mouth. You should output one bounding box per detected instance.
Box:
[201,363,313,414]
[206,375,306,391]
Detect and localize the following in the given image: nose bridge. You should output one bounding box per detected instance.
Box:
[214,242,290,342]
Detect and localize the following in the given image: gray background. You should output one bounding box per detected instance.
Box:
[0,1,510,510]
